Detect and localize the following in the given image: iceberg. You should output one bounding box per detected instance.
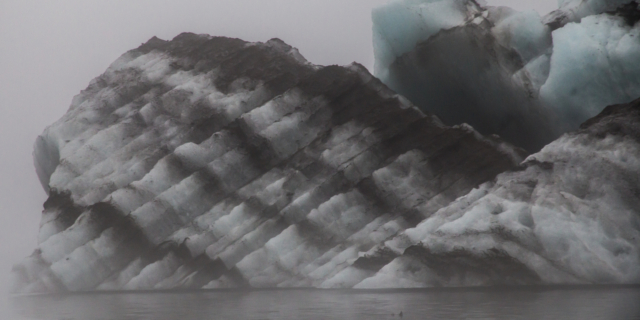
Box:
[12,34,521,293]
[358,98,640,287]
[373,0,640,151]
[11,3,640,292]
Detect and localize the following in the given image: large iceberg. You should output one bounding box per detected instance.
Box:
[373,0,640,151]
[12,34,522,293]
[11,7,640,292]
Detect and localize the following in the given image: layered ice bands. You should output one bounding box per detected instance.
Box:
[12,34,522,293]
[373,0,640,152]
[358,98,640,288]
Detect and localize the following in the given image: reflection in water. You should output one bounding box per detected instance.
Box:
[10,287,640,320]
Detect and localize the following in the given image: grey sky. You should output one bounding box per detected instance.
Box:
[0,0,558,302]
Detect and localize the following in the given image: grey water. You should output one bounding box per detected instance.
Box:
[9,286,640,320]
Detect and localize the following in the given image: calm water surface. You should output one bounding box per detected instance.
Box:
[10,287,640,320]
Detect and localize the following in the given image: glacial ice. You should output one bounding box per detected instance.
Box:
[12,34,522,293]
[541,14,640,131]
[373,0,640,151]
[11,7,640,292]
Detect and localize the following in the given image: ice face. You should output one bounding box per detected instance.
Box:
[373,0,640,152]
[14,5,640,292]
[540,14,640,131]
[13,34,521,293]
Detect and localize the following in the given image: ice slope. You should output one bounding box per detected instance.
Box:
[12,34,522,293]
[357,98,640,288]
[373,0,640,152]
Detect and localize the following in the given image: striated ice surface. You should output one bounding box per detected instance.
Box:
[12,34,522,293]
[357,98,640,288]
[373,0,640,151]
[541,13,640,131]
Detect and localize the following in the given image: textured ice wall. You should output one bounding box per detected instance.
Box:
[373,0,640,151]
[357,98,640,288]
[13,34,522,293]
